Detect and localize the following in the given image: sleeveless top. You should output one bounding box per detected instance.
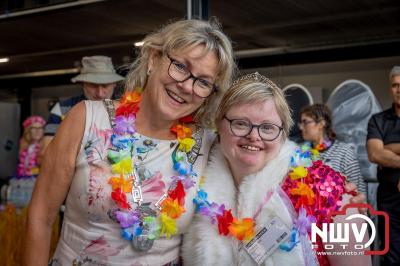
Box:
[51,100,215,266]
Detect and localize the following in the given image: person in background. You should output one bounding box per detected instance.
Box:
[367,65,400,266]
[17,115,46,177]
[298,104,366,194]
[183,73,370,266]
[39,55,124,161]
[25,18,235,265]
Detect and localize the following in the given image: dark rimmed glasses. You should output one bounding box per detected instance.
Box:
[224,116,283,141]
[167,55,217,98]
[297,119,318,128]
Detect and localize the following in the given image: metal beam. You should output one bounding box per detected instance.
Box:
[187,0,208,20]
[0,0,107,19]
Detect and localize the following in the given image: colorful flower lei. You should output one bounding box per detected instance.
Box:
[17,143,41,177]
[281,144,346,265]
[193,143,347,256]
[311,138,332,152]
[107,88,197,243]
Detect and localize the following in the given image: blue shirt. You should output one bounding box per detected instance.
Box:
[44,95,86,136]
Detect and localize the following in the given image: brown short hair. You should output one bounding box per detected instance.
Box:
[300,104,336,140]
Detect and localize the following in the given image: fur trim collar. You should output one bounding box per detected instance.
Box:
[202,140,296,217]
[182,140,307,266]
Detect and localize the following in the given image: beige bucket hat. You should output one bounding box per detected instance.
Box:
[71,55,125,84]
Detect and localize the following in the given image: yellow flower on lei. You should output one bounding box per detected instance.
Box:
[178,138,196,153]
[289,166,308,180]
[310,148,320,158]
[159,213,177,238]
[112,157,132,174]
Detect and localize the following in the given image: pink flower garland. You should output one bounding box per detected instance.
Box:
[17,143,41,176]
[282,160,347,266]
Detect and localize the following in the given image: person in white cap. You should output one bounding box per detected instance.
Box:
[40,55,124,160]
[367,65,400,266]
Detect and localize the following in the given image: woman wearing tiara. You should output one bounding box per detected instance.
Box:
[183,73,371,266]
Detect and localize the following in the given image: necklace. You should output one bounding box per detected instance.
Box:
[107,88,198,251]
[194,143,346,262]
[17,142,40,176]
[312,138,332,152]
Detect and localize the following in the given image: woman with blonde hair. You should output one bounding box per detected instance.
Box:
[25,18,235,265]
[183,73,370,266]
[17,115,45,177]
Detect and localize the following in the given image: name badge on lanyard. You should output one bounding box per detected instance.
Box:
[242,216,291,265]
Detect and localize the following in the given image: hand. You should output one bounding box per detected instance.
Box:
[345,182,367,214]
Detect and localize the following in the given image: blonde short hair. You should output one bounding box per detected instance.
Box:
[215,73,293,141]
[125,18,236,127]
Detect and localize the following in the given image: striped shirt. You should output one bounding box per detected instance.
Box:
[319,140,366,193]
[44,95,85,136]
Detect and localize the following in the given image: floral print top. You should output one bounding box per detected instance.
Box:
[50,100,214,266]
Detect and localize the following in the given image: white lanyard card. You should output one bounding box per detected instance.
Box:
[243,216,291,265]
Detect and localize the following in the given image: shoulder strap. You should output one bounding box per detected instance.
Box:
[103,99,116,129]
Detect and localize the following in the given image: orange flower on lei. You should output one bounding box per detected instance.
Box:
[228,218,255,241]
[108,174,133,193]
[160,198,185,219]
[290,182,315,205]
[120,89,142,104]
[170,124,192,139]
[116,90,142,116]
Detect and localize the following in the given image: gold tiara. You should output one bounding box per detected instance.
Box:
[232,72,280,90]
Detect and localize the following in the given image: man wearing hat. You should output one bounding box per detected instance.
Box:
[40,55,124,156]
[367,66,400,265]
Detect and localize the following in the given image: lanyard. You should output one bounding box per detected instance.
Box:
[252,190,274,220]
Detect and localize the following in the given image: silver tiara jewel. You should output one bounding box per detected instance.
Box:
[232,72,279,90]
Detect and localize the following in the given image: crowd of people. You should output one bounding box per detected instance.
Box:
[0,17,395,266]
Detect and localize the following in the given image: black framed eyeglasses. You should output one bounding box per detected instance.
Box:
[167,54,217,98]
[224,116,283,141]
[297,119,318,128]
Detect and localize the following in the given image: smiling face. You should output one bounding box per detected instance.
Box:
[142,45,218,123]
[218,100,283,179]
[29,122,44,142]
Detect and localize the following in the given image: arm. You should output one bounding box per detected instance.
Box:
[24,102,86,266]
[367,139,400,168]
[384,143,400,155]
